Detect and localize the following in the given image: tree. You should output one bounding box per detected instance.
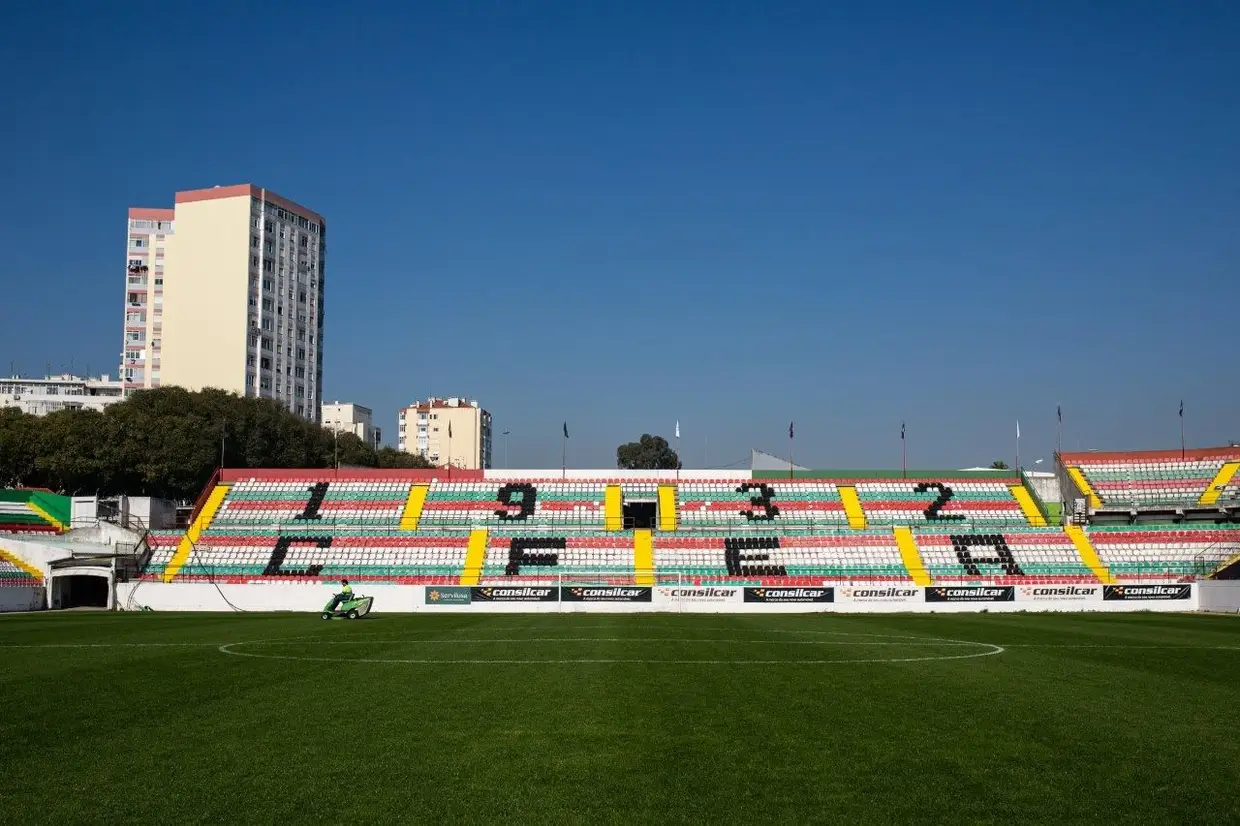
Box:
[616,434,680,470]
[377,447,434,469]
[0,386,440,501]
[990,460,1010,470]
[0,408,38,487]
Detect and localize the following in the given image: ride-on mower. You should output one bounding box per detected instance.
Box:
[321,593,374,619]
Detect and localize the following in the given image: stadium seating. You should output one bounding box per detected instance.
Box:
[422,479,606,529]
[1088,526,1240,580]
[1061,448,1240,509]
[0,489,70,534]
[141,467,1240,587]
[852,477,1028,526]
[917,528,1096,583]
[0,551,42,585]
[654,532,909,584]
[676,480,848,527]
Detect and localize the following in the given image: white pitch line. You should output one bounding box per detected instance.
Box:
[216,633,1006,665]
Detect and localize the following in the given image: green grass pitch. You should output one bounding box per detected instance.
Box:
[2,611,1238,823]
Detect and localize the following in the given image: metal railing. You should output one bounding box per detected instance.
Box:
[198,515,1069,536]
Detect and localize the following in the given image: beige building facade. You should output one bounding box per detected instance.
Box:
[322,402,380,450]
[132,184,326,420]
[397,397,492,469]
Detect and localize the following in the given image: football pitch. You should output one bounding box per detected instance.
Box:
[2,611,1238,824]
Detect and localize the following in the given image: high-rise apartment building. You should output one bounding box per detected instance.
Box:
[120,208,175,391]
[322,402,381,450]
[397,397,492,469]
[125,184,326,420]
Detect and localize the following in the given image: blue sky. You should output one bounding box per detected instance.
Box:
[0,1,1236,469]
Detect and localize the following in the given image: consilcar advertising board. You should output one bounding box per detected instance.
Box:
[837,586,920,605]
[925,586,1015,603]
[743,587,833,603]
[1103,584,1191,601]
[1017,585,1100,602]
[655,587,742,604]
[560,586,652,602]
[470,586,557,602]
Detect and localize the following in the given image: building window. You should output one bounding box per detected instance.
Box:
[252,236,259,248]
[263,258,273,272]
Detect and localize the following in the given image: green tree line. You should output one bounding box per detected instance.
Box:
[0,387,430,500]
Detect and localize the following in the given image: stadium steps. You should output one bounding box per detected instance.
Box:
[163,485,230,583]
[658,485,677,532]
[1066,467,1102,509]
[634,529,654,585]
[399,483,429,530]
[0,547,43,580]
[25,502,67,532]
[839,486,868,529]
[1200,462,1240,506]
[604,485,623,531]
[893,526,931,585]
[1208,552,1240,580]
[459,529,488,585]
[1064,526,1115,584]
[1009,485,1048,527]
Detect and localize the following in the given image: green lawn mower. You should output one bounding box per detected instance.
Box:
[320,593,374,620]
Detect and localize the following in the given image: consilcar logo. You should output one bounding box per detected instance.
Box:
[669,588,737,598]
[1018,586,1099,599]
[840,587,919,600]
[1104,584,1191,601]
[470,586,557,602]
[925,586,1015,602]
[743,587,833,603]
[560,586,652,602]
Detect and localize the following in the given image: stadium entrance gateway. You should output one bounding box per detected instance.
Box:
[623,500,657,530]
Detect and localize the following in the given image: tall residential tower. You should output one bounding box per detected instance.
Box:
[123,184,326,420]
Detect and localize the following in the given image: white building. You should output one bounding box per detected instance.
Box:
[397,397,492,469]
[130,184,326,422]
[322,402,380,450]
[120,208,174,392]
[0,375,125,416]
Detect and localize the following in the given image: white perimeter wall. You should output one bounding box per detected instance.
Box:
[1197,581,1240,613]
[0,586,45,612]
[116,582,1200,614]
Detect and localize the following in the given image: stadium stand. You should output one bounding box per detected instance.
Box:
[137,463,1240,588]
[1060,447,1240,510]
[0,489,70,534]
[0,548,43,585]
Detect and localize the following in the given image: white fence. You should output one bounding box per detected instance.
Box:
[116,580,1200,614]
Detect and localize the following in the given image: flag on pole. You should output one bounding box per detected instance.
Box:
[1179,400,1184,418]
[1057,405,1062,423]
[675,420,680,439]
[563,422,569,439]
[1016,420,1020,439]
[789,421,794,439]
[448,422,452,438]
[901,421,905,441]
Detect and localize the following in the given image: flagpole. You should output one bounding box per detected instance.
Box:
[1180,401,1185,460]
[1056,406,1062,457]
[562,422,567,479]
[788,422,794,480]
[901,423,906,479]
[1016,421,1020,472]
